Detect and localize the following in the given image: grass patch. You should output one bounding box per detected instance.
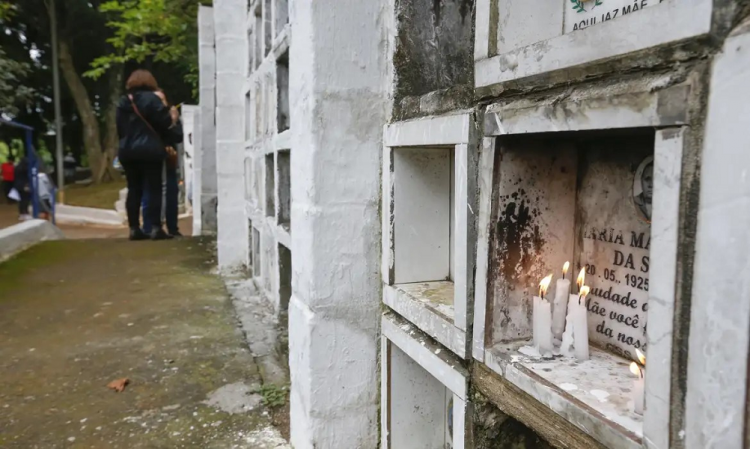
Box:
[64,180,126,210]
[257,384,289,408]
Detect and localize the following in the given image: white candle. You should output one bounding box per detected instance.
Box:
[533,275,553,356]
[630,362,645,415]
[559,293,578,356]
[551,262,571,341]
[573,286,590,361]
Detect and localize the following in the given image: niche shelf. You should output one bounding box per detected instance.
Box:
[382,112,477,359]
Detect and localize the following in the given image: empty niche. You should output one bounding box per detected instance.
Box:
[245,91,253,141]
[274,0,289,36]
[277,150,290,230]
[484,129,655,441]
[387,341,454,448]
[276,51,290,133]
[392,146,456,317]
[254,5,262,69]
[265,153,275,217]
[264,0,272,56]
[247,219,254,271]
[252,227,261,278]
[277,243,291,311]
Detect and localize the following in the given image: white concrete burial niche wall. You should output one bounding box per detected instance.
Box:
[244,157,253,201]
[472,81,688,449]
[381,314,470,449]
[382,112,478,359]
[474,0,714,88]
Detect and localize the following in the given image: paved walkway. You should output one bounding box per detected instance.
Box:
[0,238,289,448]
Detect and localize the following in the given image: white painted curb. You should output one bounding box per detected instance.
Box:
[55,204,125,227]
[0,219,65,262]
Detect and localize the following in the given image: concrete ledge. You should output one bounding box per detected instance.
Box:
[55,204,125,227]
[0,220,65,262]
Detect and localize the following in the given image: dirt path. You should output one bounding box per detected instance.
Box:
[0,239,288,448]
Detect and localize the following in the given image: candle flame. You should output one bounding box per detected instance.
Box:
[562,261,570,277]
[579,285,590,298]
[577,267,586,290]
[629,362,642,378]
[636,348,646,366]
[539,274,553,298]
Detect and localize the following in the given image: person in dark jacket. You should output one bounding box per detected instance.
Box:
[13,157,31,220]
[116,69,183,240]
[141,89,182,237]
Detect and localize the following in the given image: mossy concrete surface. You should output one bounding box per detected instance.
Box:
[0,238,288,448]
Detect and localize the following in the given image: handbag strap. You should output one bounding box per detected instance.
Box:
[128,93,164,146]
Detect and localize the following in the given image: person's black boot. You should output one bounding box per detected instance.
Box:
[169,230,183,238]
[129,228,148,241]
[150,228,174,240]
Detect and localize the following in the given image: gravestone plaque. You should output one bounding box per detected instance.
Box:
[576,137,653,361]
[564,0,664,33]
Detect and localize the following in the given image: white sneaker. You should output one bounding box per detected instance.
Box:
[19,214,32,221]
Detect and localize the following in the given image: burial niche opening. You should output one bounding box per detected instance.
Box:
[391,146,457,320]
[265,154,275,217]
[277,150,291,230]
[276,51,290,133]
[484,129,656,442]
[386,341,455,448]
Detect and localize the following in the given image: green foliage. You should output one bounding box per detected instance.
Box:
[0,47,34,117]
[85,0,210,92]
[257,384,288,409]
[0,141,10,163]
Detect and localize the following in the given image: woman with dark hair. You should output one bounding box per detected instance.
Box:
[116,69,182,240]
[141,89,182,237]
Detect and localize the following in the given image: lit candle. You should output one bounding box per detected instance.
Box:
[533,274,554,356]
[573,285,590,361]
[551,262,571,342]
[630,349,646,415]
[561,269,586,357]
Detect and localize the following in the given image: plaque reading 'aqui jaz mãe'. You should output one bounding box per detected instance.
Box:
[564,0,664,33]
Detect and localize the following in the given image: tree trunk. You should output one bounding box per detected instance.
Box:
[58,39,104,183]
[96,67,122,182]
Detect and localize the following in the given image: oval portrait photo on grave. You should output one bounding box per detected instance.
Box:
[633,156,654,222]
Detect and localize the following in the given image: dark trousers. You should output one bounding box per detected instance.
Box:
[142,166,178,234]
[18,190,30,215]
[121,159,163,231]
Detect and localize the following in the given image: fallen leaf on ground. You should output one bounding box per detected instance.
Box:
[107,378,130,392]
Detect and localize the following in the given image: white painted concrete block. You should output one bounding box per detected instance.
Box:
[289,296,379,449]
[0,220,64,262]
[685,25,750,449]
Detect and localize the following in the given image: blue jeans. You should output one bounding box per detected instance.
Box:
[142,165,178,234]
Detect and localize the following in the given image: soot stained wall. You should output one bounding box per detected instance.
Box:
[394,0,474,103]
